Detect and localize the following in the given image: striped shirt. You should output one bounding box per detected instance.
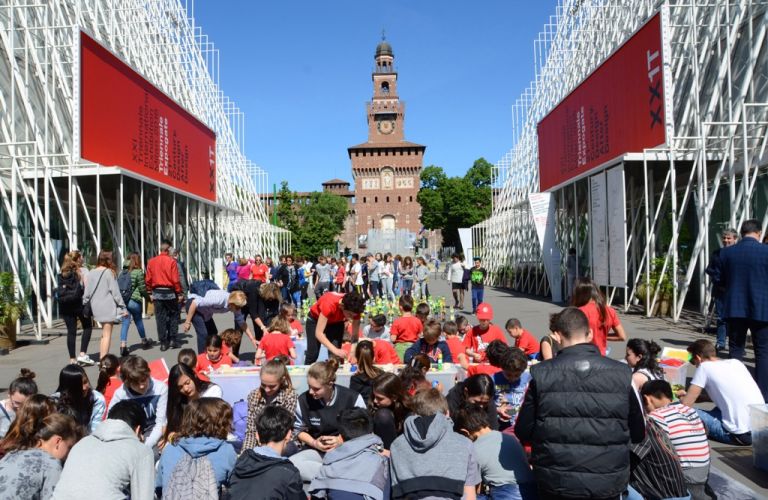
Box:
[630,419,689,499]
[648,402,710,469]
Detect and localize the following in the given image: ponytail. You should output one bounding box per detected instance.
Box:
[96,354,120,394]
[354,341,382,379]
[307,358,340,385]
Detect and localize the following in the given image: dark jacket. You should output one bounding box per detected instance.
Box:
[705,247,725,298]
[349,373,375,404]
[515,342,645,499]
[228,448,304,500]
[276,264,301,293]
[403,339,453,364]
[297,385,360,439]
[719,237,768,321]
[446,380,499,431]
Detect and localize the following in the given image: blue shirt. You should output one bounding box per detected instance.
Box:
[493,371,532,414]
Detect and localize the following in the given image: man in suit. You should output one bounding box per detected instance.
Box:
[719,219,768,400]
[705,228,738,351]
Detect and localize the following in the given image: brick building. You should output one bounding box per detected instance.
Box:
[348,38,424,247]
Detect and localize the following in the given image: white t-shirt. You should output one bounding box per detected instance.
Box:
[690,359,765,433]
[201,383,223,399]
[352,263,363,286]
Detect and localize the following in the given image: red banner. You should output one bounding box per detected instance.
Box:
[537,13,665,192]
[80,32,216,202]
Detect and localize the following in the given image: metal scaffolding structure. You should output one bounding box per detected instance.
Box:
[0,0,290,337]
[474,0,768,321]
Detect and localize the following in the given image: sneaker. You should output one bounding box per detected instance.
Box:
[170,340,181,349]
[141,338,154,350]
[160,343,169,352]
[120,345,130,357]
[77,354,95,366]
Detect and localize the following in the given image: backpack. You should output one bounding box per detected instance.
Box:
[117,270,133,304]
[190,278,220,297]
[56,273,83,305]
[163,453,218,500]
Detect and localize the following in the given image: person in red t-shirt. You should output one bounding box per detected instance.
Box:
[463,303,508,363]
[346,338,402,365]
[390,295,423,359]
[250,254,270,283]
[195,334,233,382]
[505,318,540,358]
[443,321,468,366]
[256,317,297,364]
[572,278,626,355]
[305,291,366,363]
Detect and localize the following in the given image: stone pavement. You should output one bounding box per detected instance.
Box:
[1,277,766,497]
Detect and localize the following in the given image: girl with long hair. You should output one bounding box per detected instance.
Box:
[349,340,384,404]
[625,338,664,392]
[52,364,106,433]
[58,252,93,365]
[370,372,409,450]
[446,373,499,431]
[0,369,37,439]
[571,278,626,355]
[164,363,223,446]
[400,256,414,296]
[83,250,128,361]
[0,394,56,457]
[242,358,299,450]
[119,252,152,357]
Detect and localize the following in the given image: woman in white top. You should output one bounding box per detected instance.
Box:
[625,338,665,393]
[448,253,466,309]
[82,250,128,360]
[380,253,396,301]
[163,363,223,447]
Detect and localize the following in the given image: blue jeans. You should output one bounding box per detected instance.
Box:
[625,485,690,500]
[696,407,752,445]
[714,296,727,348]
[381,276,395,300]
[291,290,302,308]
[472,287,484,312]
[120,299,146,343]
[478,483,538,500]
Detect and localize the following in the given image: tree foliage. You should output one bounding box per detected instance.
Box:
[275,182,348,258]
[417,158,493,249]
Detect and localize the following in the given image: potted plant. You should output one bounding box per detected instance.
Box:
[637,257,674,316]
[0,272,25,350]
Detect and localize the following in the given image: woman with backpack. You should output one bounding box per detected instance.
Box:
[156,398,237,497]
[119,253,153,357]
[83,250,128,362]
[58,252,94,366]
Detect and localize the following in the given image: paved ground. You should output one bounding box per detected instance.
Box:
[1,277,766,496]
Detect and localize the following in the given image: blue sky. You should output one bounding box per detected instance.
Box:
[193,1,558,192]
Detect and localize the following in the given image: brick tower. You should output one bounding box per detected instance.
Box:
[348,37,425,247]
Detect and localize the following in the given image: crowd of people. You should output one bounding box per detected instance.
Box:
[1,220,766,499]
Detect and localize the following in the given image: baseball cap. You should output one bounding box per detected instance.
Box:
[476,303,493,320]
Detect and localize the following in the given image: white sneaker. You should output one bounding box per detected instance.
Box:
[77,354,95,366]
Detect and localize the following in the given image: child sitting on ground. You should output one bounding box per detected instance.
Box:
[177,348,197,370]
[404,319,453,364]
[196,334,234,382]
[505,319,539,359]
[349,341,384,404]
[455,315,472,341]
[486,341,531,430]
[256,317,297,364]
[414,302,430,325]
[363,314,391,341]
[443,321,468,365]
[279,302,303,338]
[642,379,714,498]
[96,354,122,409]
[391,296,424,360]
[310,408,390,500]
[455,405,536,500]
[228,405,304,500]
[220,328,243,364]
[390,389,480,500]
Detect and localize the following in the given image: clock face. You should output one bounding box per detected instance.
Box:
[378,119,395,135]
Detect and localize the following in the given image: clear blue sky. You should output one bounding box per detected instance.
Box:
[192,1,558,192]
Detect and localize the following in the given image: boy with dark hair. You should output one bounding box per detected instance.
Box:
[310,408,389,500]
[390,389,480,500]
[469,257,487,314]
[363,314,390,341]
[404,319,452,364]
[454,406,535,500]
[414,302,430,324]
[455,315,472,341]
[642,380,713,498]
[505,318,539,358]
[229,406,304,500]
[515,307,645,499]
[486,340,531,429]
[52,401,154,500]
[391,295,423,360]
[681,339,764,445]
[442,321,466,364]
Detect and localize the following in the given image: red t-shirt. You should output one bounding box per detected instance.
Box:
[221,342,232,358]
[102,376,123,410]
[334,266,346,284]
[391,315,423,344]
[374,339,402,364]
[289,319,304,336]
[310,292,360,324]
[515,329,540,357]
[260,332,295,362]
[467,364,502,377]
[463,324,508,361]
[251,263,269,282]
[445,336,466,362]
[236,265,251,281]
[579,302,620,355]
[196,353,234,382]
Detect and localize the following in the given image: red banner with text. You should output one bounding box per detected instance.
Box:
[80,32,216,202]
[537,13,665,192]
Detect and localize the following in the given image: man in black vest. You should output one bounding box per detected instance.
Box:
[515,307,645,500]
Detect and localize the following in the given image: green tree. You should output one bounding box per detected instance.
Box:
[417,158,493,249]
[285,190,348,258]
[275,180,298,232]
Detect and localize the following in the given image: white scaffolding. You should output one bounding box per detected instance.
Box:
[0,0,291,338]
[474,0,768,321]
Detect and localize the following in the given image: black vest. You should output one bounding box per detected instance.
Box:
[529,343,633,499]
[298,384,359,438]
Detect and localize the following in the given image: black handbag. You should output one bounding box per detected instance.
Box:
[82,270,106,318]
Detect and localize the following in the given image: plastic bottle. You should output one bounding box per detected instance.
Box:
[437,350,443,371]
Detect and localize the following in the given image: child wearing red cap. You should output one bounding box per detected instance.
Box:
[463,303,508,362]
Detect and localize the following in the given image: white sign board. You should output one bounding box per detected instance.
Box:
[607,166,627,287]
[528,192,562,303]
[590,173,609,285]
[458,228,473,264]
[214,258,225,290]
